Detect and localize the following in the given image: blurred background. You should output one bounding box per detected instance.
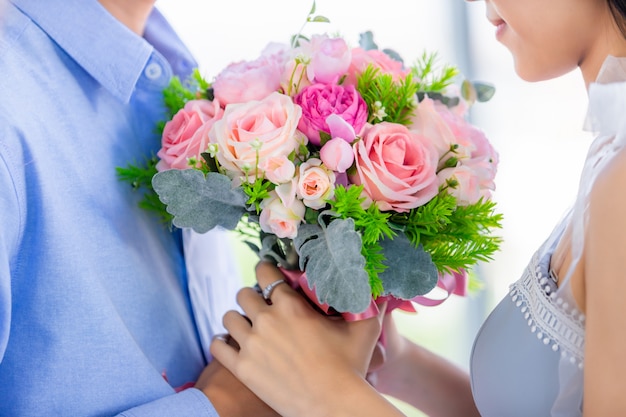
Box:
[157,1,591,415]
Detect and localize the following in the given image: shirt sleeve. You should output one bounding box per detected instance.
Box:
[0,141,20,362]
[116,388,220,417]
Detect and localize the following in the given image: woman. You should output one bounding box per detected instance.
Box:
[210,0,626,415]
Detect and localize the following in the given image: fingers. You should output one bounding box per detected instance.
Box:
[222,310,252,347]
[255,261,294,302]
[210,335,239,375]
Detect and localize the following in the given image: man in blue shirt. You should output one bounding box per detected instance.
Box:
[0,0,277,415]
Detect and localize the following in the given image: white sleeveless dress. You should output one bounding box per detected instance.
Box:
[470,56,626,417]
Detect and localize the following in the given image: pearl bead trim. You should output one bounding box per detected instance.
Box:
[509,251,585,369]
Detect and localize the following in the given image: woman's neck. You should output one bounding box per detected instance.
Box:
[98,0,155,35]
[579,11,626,89]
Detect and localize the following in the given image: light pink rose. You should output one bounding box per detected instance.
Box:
[212,56,283,106]
[345,47,411,86]
[258,155,296,184]
[350,122,439,212]
[259,191,306,239]
[298,34,351,84]
[410,97,457,159]
[437,165,482,205]
[296,158,336,209]
[208,92,305,178]
[157,99,224,171]
[432,101,499,193]
[294,83,368,146]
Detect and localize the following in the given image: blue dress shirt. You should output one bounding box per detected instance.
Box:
[0,0,230,415]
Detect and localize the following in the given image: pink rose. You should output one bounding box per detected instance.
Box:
[298,34,351,84]
[432,101,499,193]
[345,47,411,86]
[208,92,305,178]
[259,191,305,239]
[212,56,283,106]
[296,158,336,209]
[350,122,439,212]
[410,97,457,159]
[438,165,482,206]
[157,99,224,171]
[294,83,368,146]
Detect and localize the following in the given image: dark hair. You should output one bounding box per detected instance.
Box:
[609,0,626,37]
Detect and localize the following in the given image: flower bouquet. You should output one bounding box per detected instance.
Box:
[119,5,502,316]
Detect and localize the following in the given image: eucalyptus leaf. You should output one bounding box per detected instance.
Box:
[379,233,438,298]
[294,219,371,313]
[382,48,404,64]
[152,170,247,233]
[474,82,496,102]
[359,31,378,51]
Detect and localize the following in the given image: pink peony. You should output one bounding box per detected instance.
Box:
[345,47,411,86]
[208,92,305,179]
[156,99,223,171]
[298,34,351,84]
[350,122,439,212]
[294,83,368,146]
[212,56,283,106]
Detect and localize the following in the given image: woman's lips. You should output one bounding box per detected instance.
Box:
[489,18,507,40]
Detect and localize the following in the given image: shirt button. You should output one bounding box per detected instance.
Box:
[145,62,163,80]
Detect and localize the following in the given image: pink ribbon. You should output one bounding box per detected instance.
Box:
[278,268,468,321]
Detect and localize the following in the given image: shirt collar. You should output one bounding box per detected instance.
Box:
[10,0,179,103]
[595,55,626,84]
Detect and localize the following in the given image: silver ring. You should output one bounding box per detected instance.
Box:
[262,279,286,301]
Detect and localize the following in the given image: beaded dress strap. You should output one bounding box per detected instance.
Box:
[509,251,585,368]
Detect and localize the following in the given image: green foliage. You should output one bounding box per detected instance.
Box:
[357,66,420,126]
[290,0,330,48]
[361,241,386,298]
[392,194,503,273]
[241,178,274,214]
[162,69,211,119]
[412,51,460,93]
[329,185,397,297]
[118,70,214,227]
[116,156,173,224]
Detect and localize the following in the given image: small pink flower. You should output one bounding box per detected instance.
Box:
[320,138,354,173]
[259,191,305,239]
[157,99,223,171]
[294,83,368,146]
[296,158,336,209]
[212,56,283,106]
[258,155,296,184]
[350,122,439,212]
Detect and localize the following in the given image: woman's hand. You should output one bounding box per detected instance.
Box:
[210,261,401,417]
